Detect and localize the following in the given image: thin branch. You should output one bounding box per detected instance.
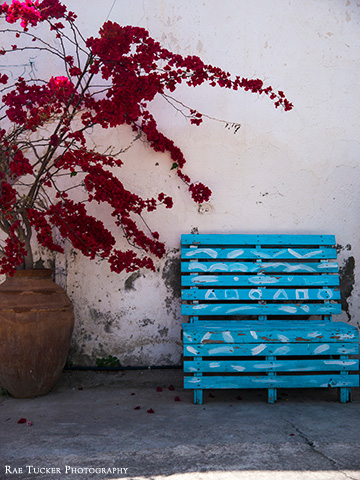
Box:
[161,93,241,131]
[0,27,65,55]
[44,19,88,55]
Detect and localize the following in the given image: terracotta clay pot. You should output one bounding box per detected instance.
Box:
[0,269,74,398]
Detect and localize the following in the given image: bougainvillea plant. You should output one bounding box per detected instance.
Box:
[0,0,293,275]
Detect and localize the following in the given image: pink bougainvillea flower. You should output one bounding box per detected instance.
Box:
[168,385,175,391]
[147,408,154,414]
[134,406,140,410]
[156,387,162,392]
[174,396,181,402]
[50,75,70,87]
[17,418,26,424]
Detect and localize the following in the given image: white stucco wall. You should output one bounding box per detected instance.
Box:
[8,0,360,366]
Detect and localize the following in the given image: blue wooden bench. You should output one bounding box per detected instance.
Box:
[181,234,359,404]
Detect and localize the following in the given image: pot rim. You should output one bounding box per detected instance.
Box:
[7,269,54,278]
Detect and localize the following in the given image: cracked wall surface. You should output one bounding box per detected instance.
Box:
[29,0,360,365]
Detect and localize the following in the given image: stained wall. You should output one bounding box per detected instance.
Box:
[23,0,360,365]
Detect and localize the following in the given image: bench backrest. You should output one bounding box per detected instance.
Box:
[181,234,341,322]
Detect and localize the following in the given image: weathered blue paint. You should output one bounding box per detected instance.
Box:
[182,303,342,316]
[182,247,338,260]
[183,321,358,343]
[181,234,359,404]
[194,389,203,404]
[181,234,336,245]
[182,261,339,273]
[182,274,340,287]
[268,388,277,404]
[182,287,341,301]
[183,342,359,357]
[184,359,359,373]
[340,387,351,403]
[184,374,358,389]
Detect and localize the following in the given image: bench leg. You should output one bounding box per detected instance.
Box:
[268,388,277,404]
[339,355,351,403]
[194,389,203,405]
[267,356,277,403]
[339,387,351,403]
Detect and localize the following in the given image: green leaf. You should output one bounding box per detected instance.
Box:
[96,355,121,367]
[171,162,178,170]
[70,171,77,177]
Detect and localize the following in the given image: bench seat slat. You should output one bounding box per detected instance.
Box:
[184,342,359,356]
[182,303,342,316]
[184,374,359,390]
[182,261,339,274]
[182,274,340,287]
[182,247,338,260]
[184,359,359,373]
[182,287,341,301]
[183,321,358,343]
[182,234,336,246]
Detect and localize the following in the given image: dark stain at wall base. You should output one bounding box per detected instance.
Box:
[339,256,355,322]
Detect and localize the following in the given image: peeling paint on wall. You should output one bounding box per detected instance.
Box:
[337,245,355,322]
[162,250,181,299]
[339,256,355,322]
[124,271,142,291]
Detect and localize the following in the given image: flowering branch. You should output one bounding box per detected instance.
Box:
[0,0,293,275]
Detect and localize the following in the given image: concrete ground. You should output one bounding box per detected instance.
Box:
[0,369,359,480]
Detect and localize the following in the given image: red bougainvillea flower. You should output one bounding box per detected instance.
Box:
[0,0,293,275]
